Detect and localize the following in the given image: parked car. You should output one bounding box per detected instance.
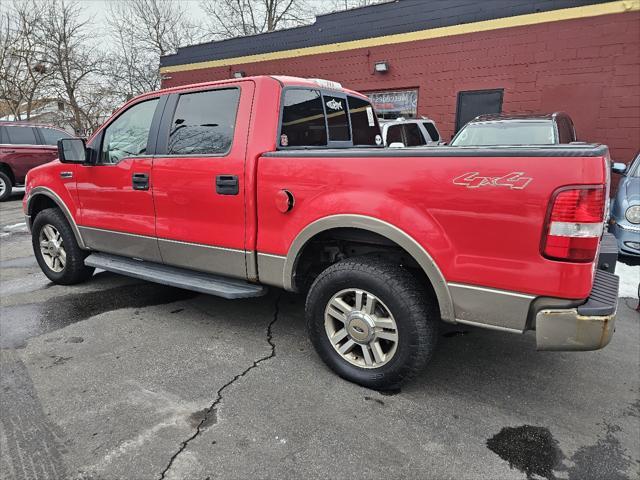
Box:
[0,122,74,201]
[610,152,640,257]
[380,117,441,147]
[24,76,618,389]
[450,112,577,146]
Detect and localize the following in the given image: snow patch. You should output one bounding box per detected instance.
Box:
[616,261,639,299]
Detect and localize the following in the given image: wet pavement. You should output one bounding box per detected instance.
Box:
[1,196,639,480]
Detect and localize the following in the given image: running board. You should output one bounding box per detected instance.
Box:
[84,253,267,299]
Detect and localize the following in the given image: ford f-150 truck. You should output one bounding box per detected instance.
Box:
[24,76,619,389]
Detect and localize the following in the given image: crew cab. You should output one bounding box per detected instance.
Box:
[24,76,619,390]
[0,121,74,201]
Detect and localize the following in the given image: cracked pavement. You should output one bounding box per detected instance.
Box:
[1,197,639,480]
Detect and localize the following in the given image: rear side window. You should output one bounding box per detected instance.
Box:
[38,127,72,145]
[5,126,38,145]
[348,96,380,146]
[404,123,426,147]
[423,122,439,142]
[168,88,240,155]
[280,89,327,147]
[324,95,350,142]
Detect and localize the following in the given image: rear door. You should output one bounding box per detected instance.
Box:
[152,82,253,279]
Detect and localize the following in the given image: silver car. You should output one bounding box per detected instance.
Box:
[610,152,640,257]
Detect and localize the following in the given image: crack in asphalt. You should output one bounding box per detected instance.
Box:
[157,294,282,480]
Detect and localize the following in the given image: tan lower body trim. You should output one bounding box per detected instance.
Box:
[256,252,287,288]
[79,226,162,262]
[448,282,535,332]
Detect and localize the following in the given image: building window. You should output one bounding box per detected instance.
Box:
[366,89,418,120]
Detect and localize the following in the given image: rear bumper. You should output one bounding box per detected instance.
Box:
[536,269,619,351]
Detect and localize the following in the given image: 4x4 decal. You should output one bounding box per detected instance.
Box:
[453,172,532,189]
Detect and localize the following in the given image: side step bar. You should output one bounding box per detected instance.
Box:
[85,253,267,299]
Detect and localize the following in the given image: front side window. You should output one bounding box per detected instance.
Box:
[5,126,38,145]
[168,88,240,155]
[324,95,350,142]
[38,127,73,145]
[280,89,327,147]
[100,98,159,164]
[348,96,380,146]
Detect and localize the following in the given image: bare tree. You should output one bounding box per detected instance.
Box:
[0,0,53,120]
[107,0,202,99]
[321,0,385,11]
[38,0,105,134]
[200,0,314,39]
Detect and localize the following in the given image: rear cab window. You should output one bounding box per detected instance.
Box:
[279,87,381,149]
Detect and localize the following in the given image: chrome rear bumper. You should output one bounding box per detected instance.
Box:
[536,269,619,351]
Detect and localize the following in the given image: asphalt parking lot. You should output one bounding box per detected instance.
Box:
[1,195,639,480]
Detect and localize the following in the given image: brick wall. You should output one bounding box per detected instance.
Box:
[163,11,640,165]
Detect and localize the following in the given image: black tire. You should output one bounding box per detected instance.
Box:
[32,208,94,285]
[0,171,12,201]
[306,256,438,390]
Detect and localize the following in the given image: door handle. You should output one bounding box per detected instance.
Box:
[216,175,238,195]
[132,172,149,191]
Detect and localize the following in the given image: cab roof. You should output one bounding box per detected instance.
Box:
[155,75,367,99]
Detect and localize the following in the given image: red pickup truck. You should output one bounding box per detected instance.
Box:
[23,76,619,389]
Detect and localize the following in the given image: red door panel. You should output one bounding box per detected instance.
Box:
[75,158,155,235]
[153,83,253,250]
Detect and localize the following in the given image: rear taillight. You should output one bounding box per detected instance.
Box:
[542,186,605,262]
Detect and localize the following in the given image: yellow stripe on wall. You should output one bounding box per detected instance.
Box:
[160,1,640,74]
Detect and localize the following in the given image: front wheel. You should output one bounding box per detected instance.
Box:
[32,208,94,285]
[305,257,439,390]
[0,171,13,201]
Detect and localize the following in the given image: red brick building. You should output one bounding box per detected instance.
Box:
[161,0,640,164]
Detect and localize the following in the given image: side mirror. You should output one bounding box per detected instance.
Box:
[389,142,405,148]
[58,138,87,164]
[611,162,627,175]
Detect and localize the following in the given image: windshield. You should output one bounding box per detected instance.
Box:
[628,153,640,177]
[450,121,556,146]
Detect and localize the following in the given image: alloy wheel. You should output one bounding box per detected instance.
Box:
[324,288,399,369]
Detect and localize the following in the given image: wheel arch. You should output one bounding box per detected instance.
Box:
[283,215,454,322]
[26,187,87,249]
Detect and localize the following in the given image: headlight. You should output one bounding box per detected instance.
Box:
[625,205,640,224]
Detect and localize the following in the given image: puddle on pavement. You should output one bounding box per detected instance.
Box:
[0,282,197,349]
[487,425,564,480]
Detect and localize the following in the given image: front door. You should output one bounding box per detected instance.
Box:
[75,96,163,261]
[152,82,253,279]
[455,89,504,133]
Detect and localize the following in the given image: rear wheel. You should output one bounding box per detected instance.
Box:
[0,171,12,201]
[32,208,94,284]
[306,256,439,390]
